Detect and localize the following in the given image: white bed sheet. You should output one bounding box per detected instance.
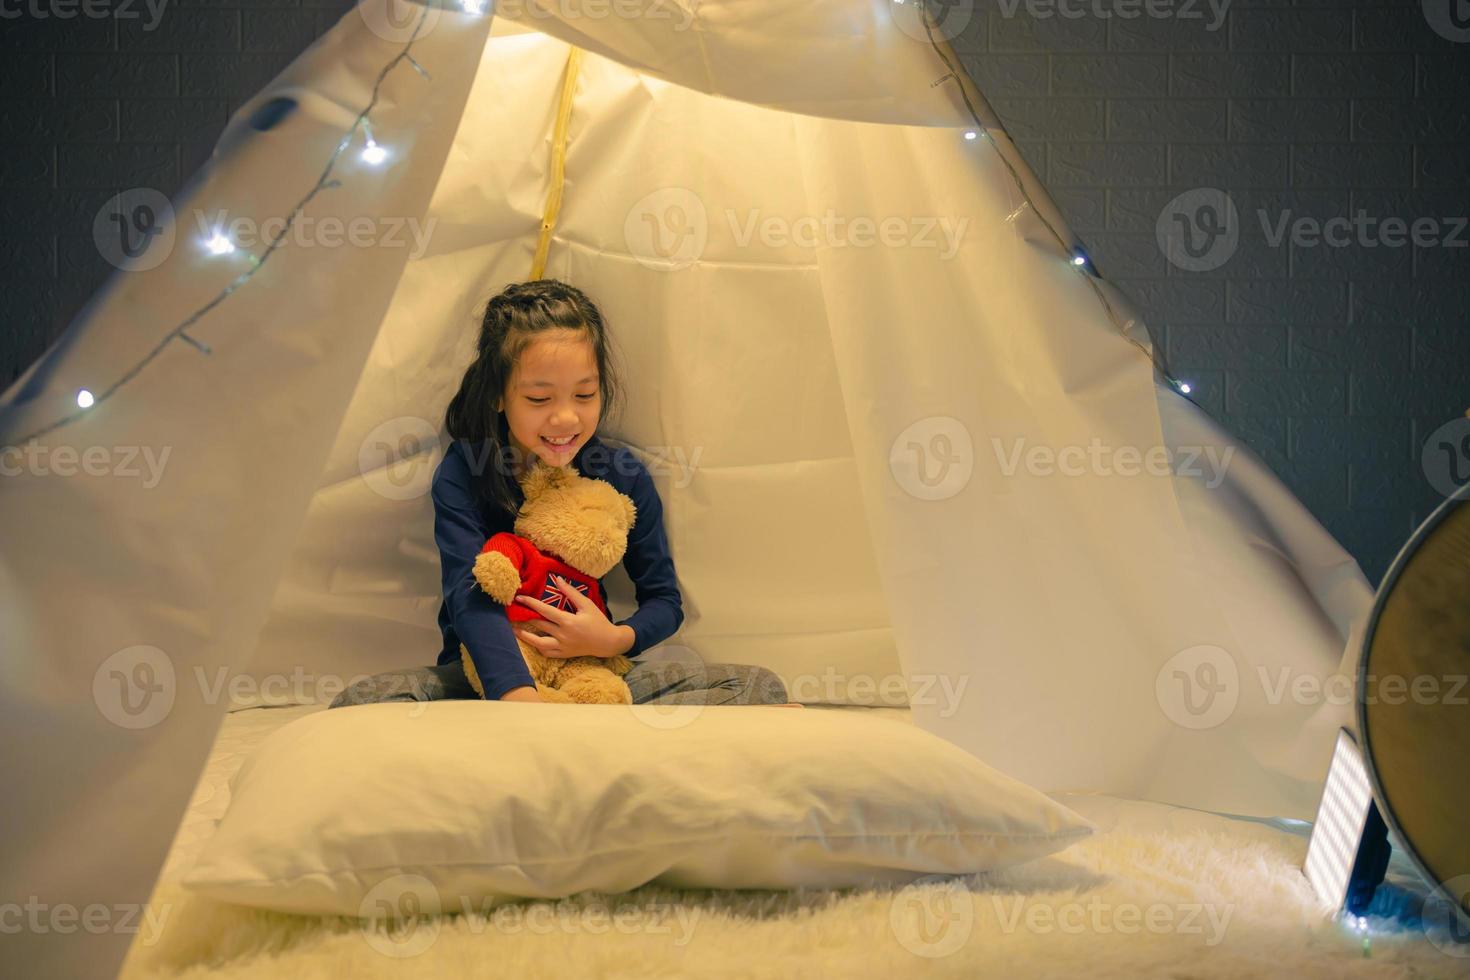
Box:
[125,702,1463,980]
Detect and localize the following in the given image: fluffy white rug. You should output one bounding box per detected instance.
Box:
[119,792,1468,979]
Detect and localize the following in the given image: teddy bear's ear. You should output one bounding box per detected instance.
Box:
[520,457,572,502]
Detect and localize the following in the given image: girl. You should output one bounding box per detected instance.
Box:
[331,279,798,708]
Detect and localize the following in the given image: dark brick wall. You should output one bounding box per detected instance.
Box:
[2,0,1466,583]
[0,0,354,387]
[955,0,1469,582]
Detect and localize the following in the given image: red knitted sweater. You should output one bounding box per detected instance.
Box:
[479,531,610,623]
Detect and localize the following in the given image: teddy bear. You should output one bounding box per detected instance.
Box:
[459,457,639,704]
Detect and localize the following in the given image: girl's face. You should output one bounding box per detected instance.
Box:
[497,329,601,475]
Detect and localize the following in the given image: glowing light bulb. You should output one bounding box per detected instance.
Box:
[361,139,388,166]
[204,233,235,256]
[459,0,485,12]
[76,389,95,409]
[1178,381,1193,394]
[964,130,978,141]
[1070,253,1087,266]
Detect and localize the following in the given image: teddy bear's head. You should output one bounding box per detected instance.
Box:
[512,459,637,578]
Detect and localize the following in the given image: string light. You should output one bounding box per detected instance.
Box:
[204,232,236,256]
[4,4,435,446]
[12,3,1187,444]
[1177,381,1193,395]
[360,119,389,166]
[1347,913,1372,958]
[361,138,388,166]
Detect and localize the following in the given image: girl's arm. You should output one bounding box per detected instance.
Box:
[432,443,539,700]
[612,452,685,657]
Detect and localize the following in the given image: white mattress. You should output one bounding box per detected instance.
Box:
[156,704,331,884]
[127,703,1457,980]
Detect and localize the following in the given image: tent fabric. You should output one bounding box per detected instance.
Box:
[424,0,984,126]
[0,1,1371,975]
[0,8,496,976]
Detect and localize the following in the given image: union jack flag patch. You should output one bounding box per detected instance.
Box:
[539,576,590,611]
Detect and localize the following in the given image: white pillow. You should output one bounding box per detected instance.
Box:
[182,702,1094,917]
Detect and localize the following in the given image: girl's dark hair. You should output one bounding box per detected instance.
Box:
[444,279,623,517]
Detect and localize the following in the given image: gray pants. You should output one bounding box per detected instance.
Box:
[329,657,789,708]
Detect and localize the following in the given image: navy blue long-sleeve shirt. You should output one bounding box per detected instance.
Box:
[432,434,685,699]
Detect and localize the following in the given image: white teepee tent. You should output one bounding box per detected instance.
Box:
[0,0,1372,973]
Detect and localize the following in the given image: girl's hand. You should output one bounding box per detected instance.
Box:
[514,575,634,660]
